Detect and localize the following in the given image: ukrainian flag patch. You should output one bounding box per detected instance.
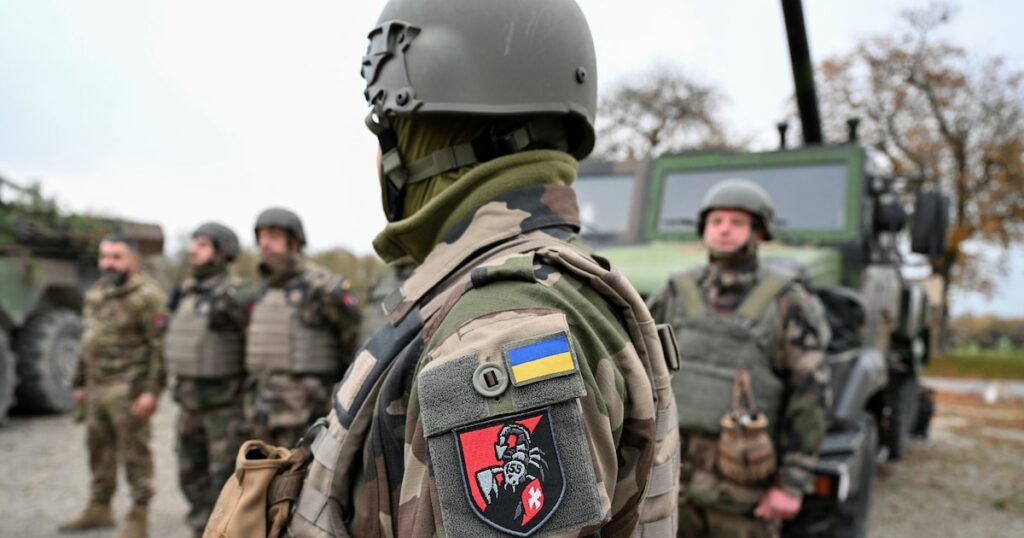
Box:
[504,333,577,386]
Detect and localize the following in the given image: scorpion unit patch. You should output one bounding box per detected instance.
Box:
[454,407,565,536]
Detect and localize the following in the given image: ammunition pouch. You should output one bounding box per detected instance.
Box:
[715,369,777,484]
[204,440,310,538]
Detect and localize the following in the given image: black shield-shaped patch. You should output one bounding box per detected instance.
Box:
[453,407,565,537]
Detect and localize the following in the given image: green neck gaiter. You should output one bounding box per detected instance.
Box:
[373,150,577,263]
[708,234,760,270]
[191,260,227,282]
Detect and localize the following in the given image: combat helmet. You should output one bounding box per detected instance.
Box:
[697,179,776,240]
[193,222,241,261]
[362,0,598,219]
[254,207,306,247]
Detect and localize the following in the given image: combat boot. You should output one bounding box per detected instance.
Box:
[58,503,115,531]
[115,505,148,538]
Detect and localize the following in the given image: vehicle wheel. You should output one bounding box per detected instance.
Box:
[14,309,82,414]
[835,414,878,538]
[0,329,17,424]
[884,373,918,460]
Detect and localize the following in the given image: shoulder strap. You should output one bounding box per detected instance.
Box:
[671,269,707,318]
[735,267,797,322]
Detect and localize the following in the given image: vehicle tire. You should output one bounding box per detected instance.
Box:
[14,309,82,414]
[0,329,17,425]
[835,414,878,538]
[884,373,918,460]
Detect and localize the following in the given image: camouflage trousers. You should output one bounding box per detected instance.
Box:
[176,402,246,531]
[678,433,780,538]
[244,372,333,448]
[85,381,153,506]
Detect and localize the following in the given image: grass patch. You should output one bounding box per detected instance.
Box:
[925,353,1024,379]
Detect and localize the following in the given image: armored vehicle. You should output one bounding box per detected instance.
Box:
[0,174,163,422]
[576,1,948,536]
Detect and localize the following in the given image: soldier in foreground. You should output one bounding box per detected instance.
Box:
[61,235,167,538]
[164,223,252,537]
[245,208,361,448]
[277,1,679,536]
[647,180,831,538]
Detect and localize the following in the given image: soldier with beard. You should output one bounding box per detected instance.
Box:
[244,208,361,448]
[60,235,167,538]
[647,179,831,538]
[164,222,253,537]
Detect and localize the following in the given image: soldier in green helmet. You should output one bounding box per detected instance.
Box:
[245,207,361,448]
[274,1,680,536]
[647,179,832,538]
[165,222,254,537]
[60,234,167,538]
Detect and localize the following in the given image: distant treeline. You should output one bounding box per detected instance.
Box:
[948,316,1024,349]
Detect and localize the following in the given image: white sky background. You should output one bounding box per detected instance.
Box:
[1,0,1021,315]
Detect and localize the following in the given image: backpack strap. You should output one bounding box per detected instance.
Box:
[671,268,707,318]
[735,267,798,322]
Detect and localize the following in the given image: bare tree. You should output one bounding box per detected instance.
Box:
[816,2,1024,300]
[593,64,734,160]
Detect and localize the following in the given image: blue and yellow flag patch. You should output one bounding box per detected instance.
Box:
[505,333,577,386]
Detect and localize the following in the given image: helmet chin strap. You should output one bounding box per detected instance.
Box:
[708,233,759,267]
[366,112,569,221]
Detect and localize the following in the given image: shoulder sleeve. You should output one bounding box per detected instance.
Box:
[413,303,606,537]
[139,282,168,394]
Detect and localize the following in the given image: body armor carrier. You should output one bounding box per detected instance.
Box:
[671,267,797,443]
[165,277,245,379]
[245,279,341,376]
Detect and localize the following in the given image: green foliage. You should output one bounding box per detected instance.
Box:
[925,352,1024,379]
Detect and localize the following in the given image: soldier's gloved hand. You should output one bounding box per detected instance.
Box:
[754,487,802,521]
[131,392,159,418]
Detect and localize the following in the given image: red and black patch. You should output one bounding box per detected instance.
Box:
[453,408,564,537]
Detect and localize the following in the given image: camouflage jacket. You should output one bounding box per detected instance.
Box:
[74,273,167,395]
[170,271,254,410]
[286,151,678,537]
[648,260,830,498]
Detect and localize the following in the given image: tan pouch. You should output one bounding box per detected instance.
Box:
[204,440,303,538]
[715,369,777,484]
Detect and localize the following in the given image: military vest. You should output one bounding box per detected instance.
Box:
[672,267,796,442]
[287,231,680,537]
[246,274,342,376]
[164,277,245,379]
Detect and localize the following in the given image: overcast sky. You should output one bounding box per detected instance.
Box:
[1,0,1021,315]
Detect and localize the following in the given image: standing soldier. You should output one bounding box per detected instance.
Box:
[279,1,680,536]
[60,235,166,538]
[164,223,252,537]
[647,179,831,538]
[245,208,361,448]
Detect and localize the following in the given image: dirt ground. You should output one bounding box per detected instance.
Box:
[0,389,1021,537]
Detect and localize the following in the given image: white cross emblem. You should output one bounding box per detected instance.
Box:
[528,485,542,510]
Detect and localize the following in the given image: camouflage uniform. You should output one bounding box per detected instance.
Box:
[73,273,167,509]
[244,256,361,448]
[166,270,254,532]
[356,257,415,347]
[648,259,831,538]
[287,151,679,537]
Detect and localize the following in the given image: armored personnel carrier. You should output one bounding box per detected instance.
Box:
[0,174,163,422]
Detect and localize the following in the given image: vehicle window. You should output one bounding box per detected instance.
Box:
[657,162,848,232]
[576,174,634,236]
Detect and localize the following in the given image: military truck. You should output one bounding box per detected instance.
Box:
[575,2,948,536]
[0,174,163,423]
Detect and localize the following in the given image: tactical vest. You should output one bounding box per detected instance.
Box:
[165,279,245,379]
[246,282,341,376]
[287,232,680,537]
[672,267,796,442]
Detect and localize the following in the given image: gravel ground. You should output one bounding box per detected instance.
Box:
[0,390,1021,537]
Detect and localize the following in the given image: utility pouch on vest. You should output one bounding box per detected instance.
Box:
[715,369,777,485]
[204,440,310,538]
